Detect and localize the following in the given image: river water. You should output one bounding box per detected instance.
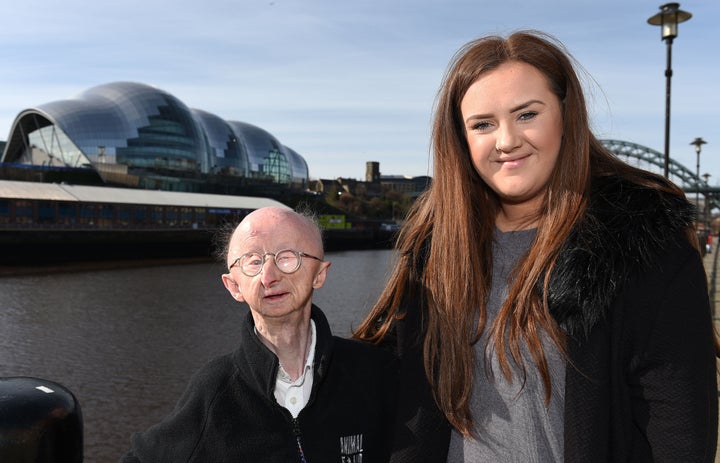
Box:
[0,249,395,462]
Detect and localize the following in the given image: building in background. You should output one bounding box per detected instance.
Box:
[310,161,431,200]
[0,81,308,197]
[0,84,429,262]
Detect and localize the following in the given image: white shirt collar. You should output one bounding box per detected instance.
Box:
[270,320,317,418]
[276,319,316,383]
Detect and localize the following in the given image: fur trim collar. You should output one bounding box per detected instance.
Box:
[546,176,696,340]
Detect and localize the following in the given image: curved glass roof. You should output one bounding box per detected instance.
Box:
[285,146,309,186]
[227,121,283,174]
[192,109,250,177]
[1,81,308,189]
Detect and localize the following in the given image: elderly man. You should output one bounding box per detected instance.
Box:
[121,207,395,462]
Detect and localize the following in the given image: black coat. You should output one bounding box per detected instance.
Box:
[388,176,718,462]
[121,305,397,463]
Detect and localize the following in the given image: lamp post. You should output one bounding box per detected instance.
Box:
[691,137,707,211]
[647,3,692,178]
[703,172,711,232]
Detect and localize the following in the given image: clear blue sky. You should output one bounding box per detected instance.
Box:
[2,0,718,182]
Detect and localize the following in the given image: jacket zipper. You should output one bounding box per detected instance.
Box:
[293,417,308,463]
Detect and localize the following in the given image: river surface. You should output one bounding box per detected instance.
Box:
[0,249,395,462]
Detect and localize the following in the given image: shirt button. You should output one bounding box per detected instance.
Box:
[290,397,297,405]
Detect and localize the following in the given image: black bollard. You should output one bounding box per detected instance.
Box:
[0,377,83,462]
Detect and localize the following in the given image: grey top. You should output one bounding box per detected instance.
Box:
[446,228,566,463]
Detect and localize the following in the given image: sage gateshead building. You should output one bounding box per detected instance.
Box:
[0,81,309,196]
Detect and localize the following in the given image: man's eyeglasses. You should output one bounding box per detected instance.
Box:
[229,249,323,277]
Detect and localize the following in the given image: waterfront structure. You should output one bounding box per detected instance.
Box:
[0,81,308,196]
[0,177,395,264]
[0,179,288,263]
[0,83,424,262]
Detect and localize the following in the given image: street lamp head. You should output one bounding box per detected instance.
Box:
[691,137,707,154]
[647,3,692,41]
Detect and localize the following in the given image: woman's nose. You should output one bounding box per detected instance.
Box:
[495,125,521,153]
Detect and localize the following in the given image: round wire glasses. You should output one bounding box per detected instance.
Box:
[229,249,323,277]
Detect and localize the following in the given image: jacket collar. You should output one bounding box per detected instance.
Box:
[233,304,335,400]
[546,175,695,339]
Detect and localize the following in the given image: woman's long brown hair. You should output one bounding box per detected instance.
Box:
[353,30,695,436]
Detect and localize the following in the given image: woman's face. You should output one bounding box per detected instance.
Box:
[460,60,563,226]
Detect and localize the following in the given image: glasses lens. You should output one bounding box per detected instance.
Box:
[240,252,264,276]
[275,250,300,273]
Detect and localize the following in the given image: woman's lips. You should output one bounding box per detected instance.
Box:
[498,153,531,168]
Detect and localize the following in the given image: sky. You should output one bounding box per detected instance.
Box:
[1,0,718,183]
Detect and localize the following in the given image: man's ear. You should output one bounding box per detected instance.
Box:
[221,274,245,302]
[312,262,331,289]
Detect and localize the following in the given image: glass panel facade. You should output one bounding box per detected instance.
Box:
[192,109,250,176]
[284,146,309,188]
[14,200,33,224]
[26,125,90,168]
[0,200,9,223]
[57,203,76,222]
[37,201,55,224]
[227,121,294,184]
[134,208,148,225]
[1,82,309,190]
[264,149,291,184]
[79,205,97,224]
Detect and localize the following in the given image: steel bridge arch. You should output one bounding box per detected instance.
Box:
[600,139,720,212]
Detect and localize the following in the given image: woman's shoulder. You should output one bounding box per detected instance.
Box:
[586,174,695,249]
[550,174,698,338]
[592,172,691,211]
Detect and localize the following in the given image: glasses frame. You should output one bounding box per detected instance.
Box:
[229,249,323,277]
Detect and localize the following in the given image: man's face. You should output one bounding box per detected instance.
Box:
[221,208,329,323]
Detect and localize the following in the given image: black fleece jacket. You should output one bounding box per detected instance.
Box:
[121,305,397,463]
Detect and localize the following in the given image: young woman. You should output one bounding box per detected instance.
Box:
[355,30,718,462]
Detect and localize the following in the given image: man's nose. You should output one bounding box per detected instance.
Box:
[259,256,281,284]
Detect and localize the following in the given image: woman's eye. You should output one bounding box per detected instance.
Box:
[518,111,538,121]
[470,121,492,131]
